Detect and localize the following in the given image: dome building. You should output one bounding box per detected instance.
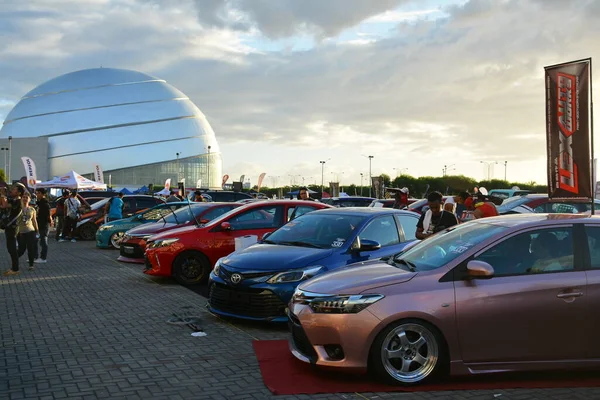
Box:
[0,67,222,188]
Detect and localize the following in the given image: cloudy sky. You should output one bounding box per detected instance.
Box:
[1,0,599,187]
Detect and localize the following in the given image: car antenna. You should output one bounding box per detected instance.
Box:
[185,194,202,226]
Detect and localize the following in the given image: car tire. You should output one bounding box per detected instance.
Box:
[173,251,210,286]
[369,319,447,386]
[110,232,125,249]
[78,223,98,241]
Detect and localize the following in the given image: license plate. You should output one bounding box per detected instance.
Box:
[123,246,134,254]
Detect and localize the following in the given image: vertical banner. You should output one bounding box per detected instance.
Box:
[257,172,266,192]
[196,179,202,188]
[239,174,245,183]
[329,182,340,197]
[221,174,229,188]
[545,59,592,200]
[371,176,383,199]
[21,157,37,188]
[164,178,171,191]
[94,164,104,183]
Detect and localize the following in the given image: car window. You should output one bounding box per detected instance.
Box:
[228,205,282,230]
[123,198,135,210]
[203,206,235,221]
[359,215,400,247]
[288,205,318,222]
[473,228,574,276]
[396,214,418,241]
[143,206,174,221]
[234,193,251,201]
[213,192,235,202]
[137,197,160,210]
[585,226,600,269]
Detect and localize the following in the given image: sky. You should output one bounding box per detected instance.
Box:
[1,0,599,187]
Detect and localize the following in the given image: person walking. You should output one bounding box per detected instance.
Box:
[34,188,52,264]
[416,191,459,240]
[105,193,125,222]
[54,190,69,241]
[1,183,25,276]
[61,191,81,243]
[298,187,315,201]
[17,192,39,271]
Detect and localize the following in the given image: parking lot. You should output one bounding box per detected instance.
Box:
[1,236,598,400]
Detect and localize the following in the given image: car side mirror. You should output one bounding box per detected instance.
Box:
[199,218,209,224]
[359,239,381,252]
[221,222,232,231]
[466,260,494,279]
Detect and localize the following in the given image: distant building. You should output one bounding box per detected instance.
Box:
[0,67,222,188]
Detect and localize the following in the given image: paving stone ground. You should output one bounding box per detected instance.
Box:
[1,233,599,400]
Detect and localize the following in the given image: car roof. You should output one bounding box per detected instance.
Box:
[472,213,600,228]
[308,207,419,217]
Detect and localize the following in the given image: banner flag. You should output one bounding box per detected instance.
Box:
[545,59,592,200]
[21,157,37,188]
[257,173,266,192]
[94,165,104,183]
[240,175,245,183]
[222,174,229,188]
[164,178,171,190]
[196,179,202,188]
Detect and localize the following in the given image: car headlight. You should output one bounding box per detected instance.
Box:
[148,238,179,248]
[213,257,226,276]
[267,266,323,284]
[99,225,114,231]
[309,294,384,314]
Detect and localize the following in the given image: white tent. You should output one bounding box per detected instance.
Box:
[35,171,107,190]
[156,188,171,196]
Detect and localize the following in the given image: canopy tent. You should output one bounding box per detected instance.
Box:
[35,171,107,190]
[133,185,149,194]
[119,187,133,195]
[156,188,170,196]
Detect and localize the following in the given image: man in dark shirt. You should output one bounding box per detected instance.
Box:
[1,183,25,275]
[55,190,69,241]
[416,191,459,240]
[298,187,315,201]
[35,188,52,263]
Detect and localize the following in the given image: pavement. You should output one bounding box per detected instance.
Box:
[0,234,599,400]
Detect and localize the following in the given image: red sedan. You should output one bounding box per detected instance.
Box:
[144,200,331,285]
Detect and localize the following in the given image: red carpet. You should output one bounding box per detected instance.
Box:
[253,340,600,395]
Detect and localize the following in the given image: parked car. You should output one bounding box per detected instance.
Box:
[408,196,451,214]
[321,197,376,207]
[368,199,419,208]
[118,202,241,263]
[488,188,532,200]
[207,208,420,322]
[289,214,600,385]
[194,190,253,202]
[75,195,165,240]
[96,202,191,249]
[77,190,119,199]
[143,200,331,285]
[497,194,600,215]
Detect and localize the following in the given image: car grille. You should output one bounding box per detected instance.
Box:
[288,311,317,363]
[219,265,273,282]
[120,243,144,259]
[208,283,287,319]
[144,256,152,270]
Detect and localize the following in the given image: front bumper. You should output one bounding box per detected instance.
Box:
[142,248,175,277]
[95,231,110,248]
[207,273,292,322]
[287,302,381,371]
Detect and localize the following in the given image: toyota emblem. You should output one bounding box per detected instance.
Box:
[230,273,242,284]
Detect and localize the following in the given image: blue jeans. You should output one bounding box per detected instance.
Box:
[38,224,49,260]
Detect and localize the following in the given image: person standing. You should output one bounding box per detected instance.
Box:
[167,190,180,203]
[106,193,125,222]
[454,191,470,221]
[17,192,39,270]
[194,191,206,202]
[61,191,81,243]
[34,188,52,264]
[464,195,499,219]
[416,191,459,240]
[1,183,25,276]
[392,188,410,210]
[55,190,69,241]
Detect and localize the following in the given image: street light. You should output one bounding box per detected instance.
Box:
[504,161,508,181]
[319,159,330,195]
[360,173,364,196]
[207,146,211,189]
[393,167,408,179]
[361,155,374,197]
[8,136,12,183]
[176,152,181,182]
[480,161,498,180]
[442,164,455,177]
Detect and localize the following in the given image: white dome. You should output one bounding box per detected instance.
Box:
[0,67,221,184]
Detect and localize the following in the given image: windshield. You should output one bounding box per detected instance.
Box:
[496,196,534,213]
[394,222,508,272]
[265,213,367,249]
[162,204,207,224]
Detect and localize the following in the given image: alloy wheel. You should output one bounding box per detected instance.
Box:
[110,232,125,249]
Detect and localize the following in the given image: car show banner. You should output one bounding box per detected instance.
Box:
[21,157,38,188]
[257,172,266,192]
[164,178,171,191]
[94,164,104,183]
[221,174,229,188]
[544,58,592,200]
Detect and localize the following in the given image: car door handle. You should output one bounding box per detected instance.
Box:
[557,292,584,298]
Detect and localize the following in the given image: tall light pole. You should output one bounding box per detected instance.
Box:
[176,152,180,182]
[504,161,508,181]
[207,146,211,189]
[442,164,455,177]
[7,136,12,183]
[480,161,498,180]
[320,159,330,196]
[360,173,364,196]
[368,155,374,197]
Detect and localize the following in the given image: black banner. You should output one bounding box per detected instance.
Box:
[545,59,592,200]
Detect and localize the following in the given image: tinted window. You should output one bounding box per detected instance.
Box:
[202,206,236,221]
[585,226,600,269]
[137,197,160,210]
[359,215,400,247]
[123,198,135,211]
[396,214,418,241]
[228,206,282,230]
[163,205,207,224]
[211,192,235,202]
[234,193,252,201]
[473,228,574,276]
[142,205,175,221]
[288,205,318,222]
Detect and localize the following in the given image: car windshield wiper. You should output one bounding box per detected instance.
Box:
[277,241,323,249]
[261,239,276,244]
[393,258,417,272]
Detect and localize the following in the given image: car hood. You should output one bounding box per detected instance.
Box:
[127,221,181,236]
[109,216,138,226]
[298,260,416,294]
[147,224,199,241]
[222,244,334,271]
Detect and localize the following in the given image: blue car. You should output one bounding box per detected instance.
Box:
[207,208,420,322]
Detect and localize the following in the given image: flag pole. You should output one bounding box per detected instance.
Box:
[591,57,595,214]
